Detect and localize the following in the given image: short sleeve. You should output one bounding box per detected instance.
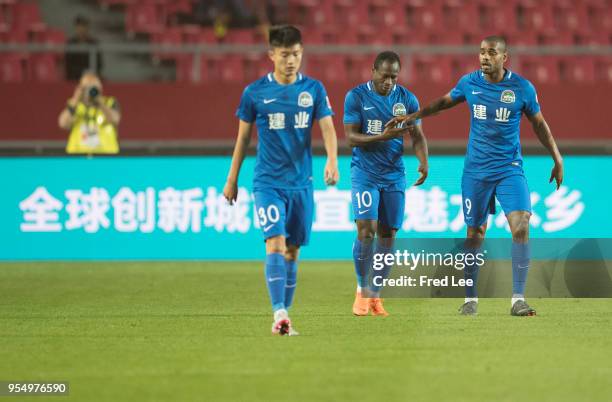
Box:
[314,81,334,120]
[449,75,468,102]
[235,86,256,123]
[343,90,361,125]
[522,80,541,116]
[407,93,421,126]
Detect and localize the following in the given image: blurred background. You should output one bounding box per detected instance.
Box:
[0,0,610,154]
[0,0,610,260]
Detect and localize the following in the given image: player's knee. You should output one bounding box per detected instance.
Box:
[356,221,376,240]
[265,236,286,254]
[467,225,486,239]
[511,216,530,242]
[285,246,300,261]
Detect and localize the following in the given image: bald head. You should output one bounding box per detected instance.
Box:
[482,35,507,53]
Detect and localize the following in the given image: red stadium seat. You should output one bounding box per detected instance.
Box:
[559,57,595,83]
[10,2,44,33]
[218,55,245,82]
[334,0,369,27]
[518,2,555,32]
[410,55,453,84]
[243,53,269,82]
[29,53,60,82]
[369,1,407,27]
[480,1,519,34]
[37,28,66,44]
[356,25,393,46]
[224,29,255,44]
[595,57,612,83]
[151,26,183,62]
[442,0,480,34]
[346,54,375,83]
[504,31,539,47]
[452,55,480,82]
[0,54,24,82]
[553,2,590,34]
[125,3,163,36]
[405,1,443,31]
[518,56,560,84]
[538,30,575,46]
[305,54,348,83]
[288,0,331,27]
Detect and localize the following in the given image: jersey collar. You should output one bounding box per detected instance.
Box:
[267,72,303,84]
[367,81,396,94]
[479,68,512,83]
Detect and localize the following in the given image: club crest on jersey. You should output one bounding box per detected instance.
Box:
[298,91,313,107]
[500,90,516,104]
[392,103,407,116]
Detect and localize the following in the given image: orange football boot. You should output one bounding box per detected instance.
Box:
[369,298,389,316]
[352,291,370,316]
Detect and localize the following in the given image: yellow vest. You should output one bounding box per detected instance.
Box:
[66,96,119,154]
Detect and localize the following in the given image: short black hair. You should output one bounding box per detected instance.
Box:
[74,15,89,26]
[482,35,507,52]
[269,25,302,48]
[373,51,401,70]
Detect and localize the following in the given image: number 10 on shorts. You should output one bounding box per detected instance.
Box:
[355,191,372,209]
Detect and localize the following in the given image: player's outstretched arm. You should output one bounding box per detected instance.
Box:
[344,123,411,147]
[385,94,462,128]
[318,116,339,185]
[223,119,253,205]
[527,112,563,189]
[408,124,429,186]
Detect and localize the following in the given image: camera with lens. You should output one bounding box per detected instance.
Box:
[88,86,100,99]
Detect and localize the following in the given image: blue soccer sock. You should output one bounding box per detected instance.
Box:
[463,245,481,299]
[512,241,531,297]
[353,238,373,290]
[369,242,393,297]
[264,253,286,312]
[284,259,298,310]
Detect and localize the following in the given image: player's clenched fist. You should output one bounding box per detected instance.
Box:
[223,179,238,205]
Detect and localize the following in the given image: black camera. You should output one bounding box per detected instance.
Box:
[88,86,100,99]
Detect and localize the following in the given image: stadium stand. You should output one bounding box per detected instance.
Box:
[0,0,610,151]
[0,0,610,84]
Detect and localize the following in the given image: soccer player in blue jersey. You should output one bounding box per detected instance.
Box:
[223,25,339,335]
[387,36,563,316]
[344,51,429,316]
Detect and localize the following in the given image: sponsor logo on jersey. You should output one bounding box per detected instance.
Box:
[392,103,407,116]
[298,91,314,107]
[500,90,516,104]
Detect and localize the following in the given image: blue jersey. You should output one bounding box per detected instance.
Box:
[343,81,420,184]
[236,72,334,190]
[450,69,540,180]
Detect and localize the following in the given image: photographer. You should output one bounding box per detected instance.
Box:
[58,71,121,154]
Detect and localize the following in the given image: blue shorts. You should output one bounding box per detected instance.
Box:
[253,187,314,246]
[462,173,531,228]
[351,175,405,230]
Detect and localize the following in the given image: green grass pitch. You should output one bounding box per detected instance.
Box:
[1,262,611,402]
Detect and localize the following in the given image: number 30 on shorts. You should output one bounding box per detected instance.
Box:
[257,205,280,226]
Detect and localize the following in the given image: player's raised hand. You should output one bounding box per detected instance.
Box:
[381,125,411,140]
[324,159,339,185]
[384,113,415,129]
[223,179,238,205]
[413,164,429,186]
[549,160,564,190]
